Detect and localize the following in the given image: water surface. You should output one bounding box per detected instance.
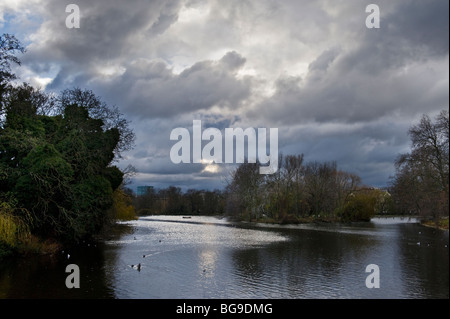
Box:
[0,216,448,299]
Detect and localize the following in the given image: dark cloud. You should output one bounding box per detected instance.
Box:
[250,0,448,125]
[21,0,183,90]
[90,51,251,118]
[4,0,448,190]
[385,0,449,57]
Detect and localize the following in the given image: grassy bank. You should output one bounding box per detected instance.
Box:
[0,235,63,259]
[421,217,449,230]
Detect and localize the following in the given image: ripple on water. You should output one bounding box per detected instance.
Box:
[105,215,448,299]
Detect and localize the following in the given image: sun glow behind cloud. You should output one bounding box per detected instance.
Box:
[201,159,220,174]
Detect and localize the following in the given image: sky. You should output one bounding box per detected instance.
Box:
[1,0,448,192]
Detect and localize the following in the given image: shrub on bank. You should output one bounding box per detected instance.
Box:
[0,204,30,245]
[110,188,137,221]
[336,192,377,222]
[0,202,31,258]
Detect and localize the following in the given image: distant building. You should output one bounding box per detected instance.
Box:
[137,186,154,196]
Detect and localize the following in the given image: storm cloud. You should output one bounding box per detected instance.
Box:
[1,0,448,190]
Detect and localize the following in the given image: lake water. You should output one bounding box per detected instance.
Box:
[0,216,448,299]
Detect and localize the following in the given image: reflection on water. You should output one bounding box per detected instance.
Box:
[0,216,448,299]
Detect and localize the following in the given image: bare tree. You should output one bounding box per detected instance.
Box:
[225,162,264,220]
[391,110,449,221]
[1,34,25,118]
[304,161,339,216]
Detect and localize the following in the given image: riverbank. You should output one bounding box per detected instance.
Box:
[249,215,341,225]
[233,214,450,232]
[0,216,137,260]
[236,212,391,225]
[0,235,63,259]
[421,217,449,230]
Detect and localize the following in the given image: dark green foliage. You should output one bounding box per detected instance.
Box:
[69,176,114,240]
[0,34,133,245]
[1,94,125,242]
[104,166,124,191]
[1,94,124,242]
[58,88,135,159]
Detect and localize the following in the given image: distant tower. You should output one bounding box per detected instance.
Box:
[137,186,153,196]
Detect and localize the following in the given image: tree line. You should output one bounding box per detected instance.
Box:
[133,156,392,223]
[133,186,225,216]
[134,110,448,225]
[224,109,448,224]
[224,155,392,223]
